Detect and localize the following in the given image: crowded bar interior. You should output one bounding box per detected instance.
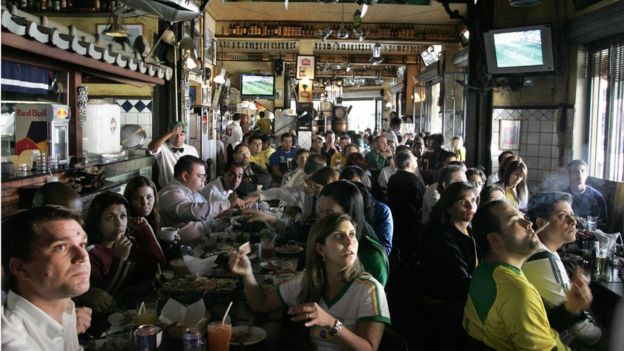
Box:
[1,0,623,350]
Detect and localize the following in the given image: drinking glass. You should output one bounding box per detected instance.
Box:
[207,316,232,351]
[136,298,158,325]
[594,242,609,281]
[587,216,598,232]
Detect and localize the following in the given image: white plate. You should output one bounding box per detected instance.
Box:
[275,245,304,255]
[230,326,266,346]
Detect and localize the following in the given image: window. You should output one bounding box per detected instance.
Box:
[586,39,624,181]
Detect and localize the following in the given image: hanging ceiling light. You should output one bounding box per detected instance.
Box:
[103,13,128,37]
[337,3,349,39]
[320,26,334,41]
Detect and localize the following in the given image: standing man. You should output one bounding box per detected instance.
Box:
[255,111,272,136]
[564,160,609,230]
[148,122,199,188]
[269,132,298,183]
[2,206,91,350]
[384,115,403,145]
[464,200,573,351]
[233,144,272,197]
[321,130,340,163]
[223,113,243,162]
[365,135,391,171]
[159,155,245,241]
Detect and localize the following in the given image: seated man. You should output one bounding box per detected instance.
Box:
[159,155,244,241]
[421,164,466,225]
[148,122,199,187]
[248,134,270,170]
[464,200,577,351]
[269,132,298,183]
[524,192,600,346]
[564,160,609,230]
[32,181,83,213]
[233,144,272,197]
[281,148,310,188]
[200,161,249,215]
[2,206,91,350]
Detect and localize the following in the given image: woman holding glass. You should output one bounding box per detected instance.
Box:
[229,214,390,351]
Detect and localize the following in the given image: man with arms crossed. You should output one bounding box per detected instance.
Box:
[464,200,589,351]
[2,206,91,350]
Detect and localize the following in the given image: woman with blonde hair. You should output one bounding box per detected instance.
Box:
[229,214,390,351]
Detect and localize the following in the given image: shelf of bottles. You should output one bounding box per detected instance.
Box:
[314,42,426,56]
[218,40,300,53]
[217,52,298,62]
[217,21,458,43]
[3,0,123,13]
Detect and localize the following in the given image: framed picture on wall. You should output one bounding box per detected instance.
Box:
[296,55,315,80]
[204,27,215,65]
[499,120,521,150]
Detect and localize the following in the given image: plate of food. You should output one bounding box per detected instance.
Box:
[159,276,238,302]
[275,244,304,255]
[230,326,266,346]
[259,259,293,272]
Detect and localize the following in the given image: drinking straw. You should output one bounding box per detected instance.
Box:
[221,301,233,325]
[138,301,146,316]
[157,263,162,276]
[535,221,550,235]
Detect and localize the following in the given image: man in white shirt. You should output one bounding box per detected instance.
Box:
[200,162,247,215]
[148,122,199,187]
[223,113,243,162]
[159,155,245,241]
[2,206,91,351]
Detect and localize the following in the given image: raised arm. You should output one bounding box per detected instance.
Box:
[148,124,180,153]
[228,251,284,313]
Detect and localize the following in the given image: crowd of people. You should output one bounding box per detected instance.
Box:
[1,111,616,351]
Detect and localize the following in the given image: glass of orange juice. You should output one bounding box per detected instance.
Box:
[207,316,232,351]
[136,298,158,325]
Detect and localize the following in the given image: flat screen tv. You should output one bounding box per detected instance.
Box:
[240,74,275,98]
[484,24,555,75]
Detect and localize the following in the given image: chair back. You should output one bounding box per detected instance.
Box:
[378,327,408,351]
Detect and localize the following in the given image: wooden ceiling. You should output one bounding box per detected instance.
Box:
[207,1,467,24]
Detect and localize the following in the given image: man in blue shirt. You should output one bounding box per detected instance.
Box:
[269,132,297,183]
[564,160,608,230]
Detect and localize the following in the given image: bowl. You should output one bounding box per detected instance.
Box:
[230,326,266,346]
[158,227,178,242]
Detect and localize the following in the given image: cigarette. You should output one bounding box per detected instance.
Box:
[535,221,550,235]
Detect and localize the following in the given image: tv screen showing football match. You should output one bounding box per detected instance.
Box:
[241,74,275,97]
[493,29,544,68]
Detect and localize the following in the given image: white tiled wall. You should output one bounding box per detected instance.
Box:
[491,108,574,192]
[116,99,153,146]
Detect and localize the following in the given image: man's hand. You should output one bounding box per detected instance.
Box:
[170,124,183,136]
[565,266,593,315]
[229,197,246,209]
[79,288,115,314]
[75,307,92,334]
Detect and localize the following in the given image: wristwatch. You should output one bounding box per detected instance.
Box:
[330,319,343,336]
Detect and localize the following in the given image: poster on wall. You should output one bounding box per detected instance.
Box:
[296,55,315,80]
[499,120,521,150]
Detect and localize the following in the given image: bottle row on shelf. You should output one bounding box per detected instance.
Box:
[220,22,457,41]
[3,0,122,12]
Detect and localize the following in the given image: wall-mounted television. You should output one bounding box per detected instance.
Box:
[484,24,555,75]
[240,74,275,98]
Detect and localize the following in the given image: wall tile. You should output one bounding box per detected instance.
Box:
[539,133,553,145]
[125,112,138,124]
[541,121,554,132]
[539,145,552,156]
[143,125,152,138]
[525,156,538,169]
[538,157,551,170]
[120,113,126,124]
[527,133,540,145]
[528,120,541,132]
[138,112,152,126]
[527,145,539,156]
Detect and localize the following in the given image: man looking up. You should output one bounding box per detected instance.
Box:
[269,132,297,183]
[2,206,91,350]
[365,135,390,171]
[524,192,600,347]
[159,155,244,241]
[464,200,571,351]
[148,122,199,187]
[248,134,270,170]
[564,160,608,230]
[233,144,272,197]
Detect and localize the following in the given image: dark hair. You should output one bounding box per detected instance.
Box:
[2,206,84,290]
[260,134,270,143]
[174,155,205,179]
[527,192,573,229]
[472,200,507,259]
[442,150,458,162]
[32,182,82,213]
[479,184,505,206]
[345,152,368,170]
[304,154,328,175]
[566,159,588,171]
[225,161,245,173]
[308,167,339,186]
[428,182,475,227]
[281,132,293,141]
[350,180,376,222]
[395,145,410,154]
[232,112,242,121]
[395,150,415,170]
[325,130,335,136]
[497,155,520,180]
[86,192,128,245]
[501,159,528,204]
[319,180,367,239]
[498,150,514,164]
[123,176,161,230]
[233,143,249,155]
[390,117,402,127]
[340,166,372,190]
[342,143,360,157]
[466,167,486,183]
[430,133,444,146]
[249,134,262,144]
[436,164,465,192]
[259,111,265,118]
